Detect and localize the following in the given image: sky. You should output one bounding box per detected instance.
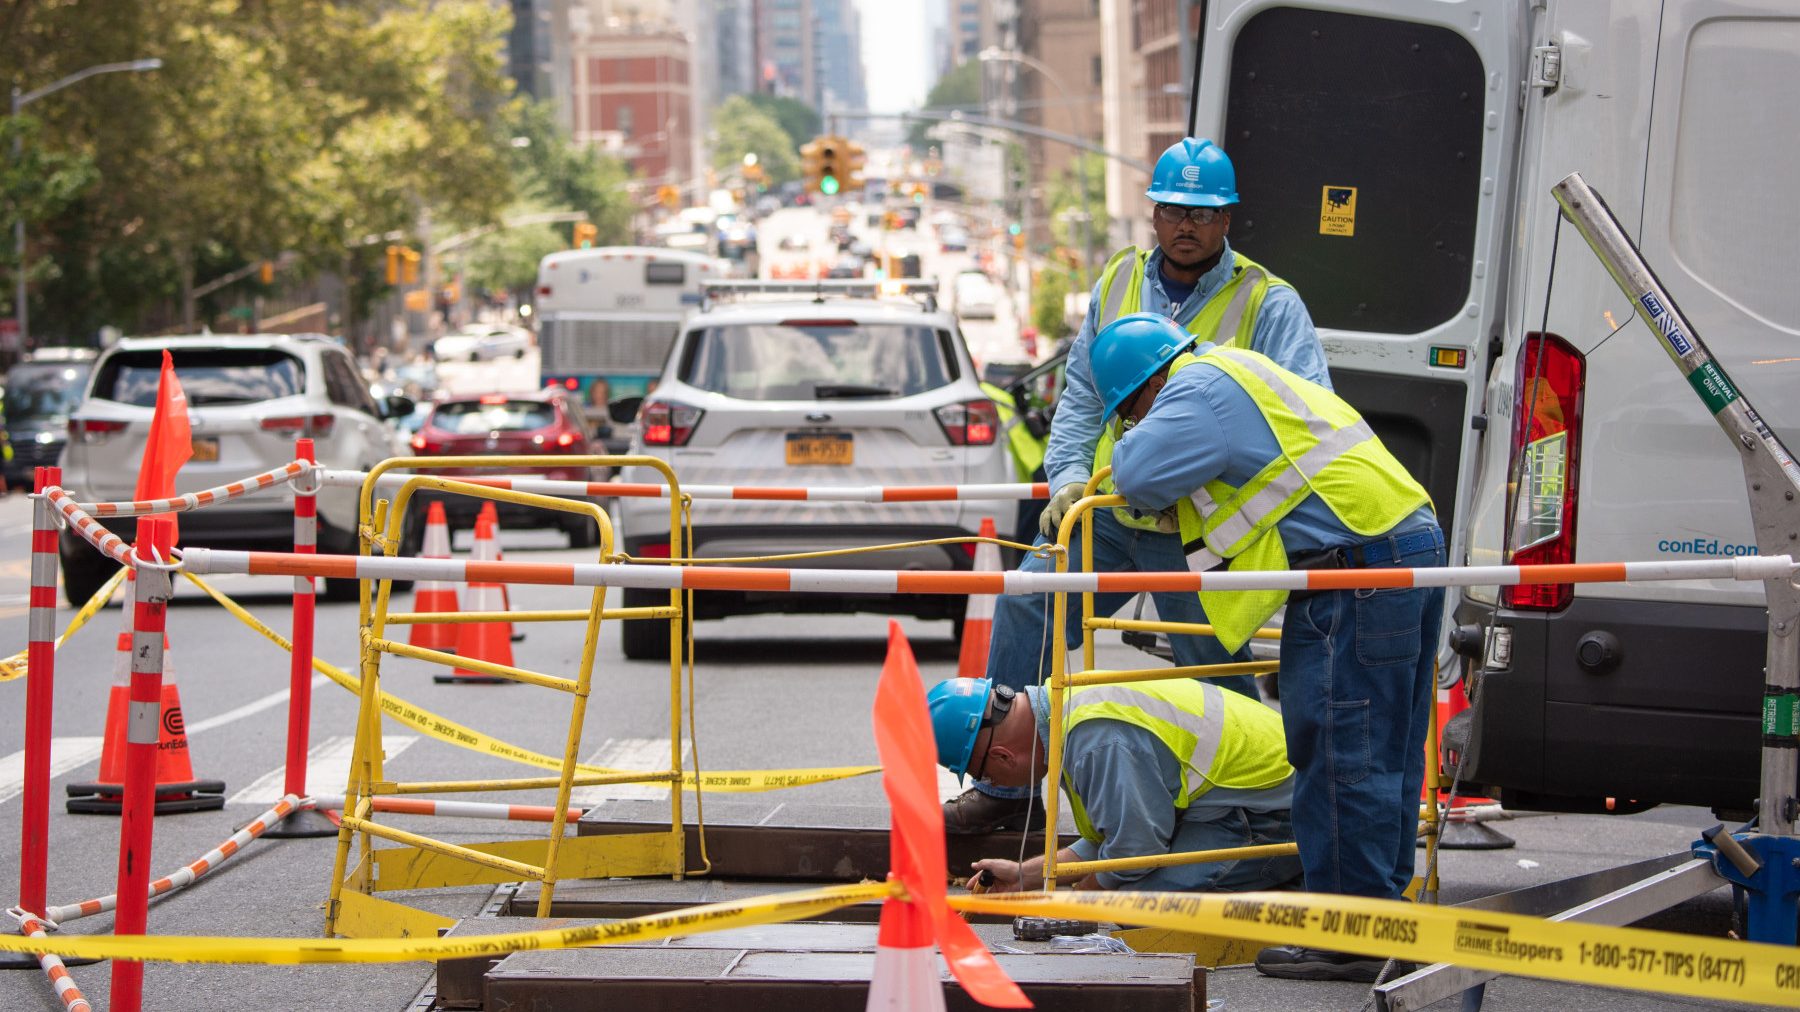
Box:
[857,0,932,113]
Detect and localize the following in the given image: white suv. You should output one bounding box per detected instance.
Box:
[615,283,1013,659]
[59,335,415,603]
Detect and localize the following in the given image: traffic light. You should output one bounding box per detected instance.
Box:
[841,140,866,192]
[385,245,401,285]
[572,221,598,248]
[657,184,681,210]
[259,261,275,285]
[400,247,420,285]
[802,135,845,196]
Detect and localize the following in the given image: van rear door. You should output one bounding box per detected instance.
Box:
[1188,0,1522,636]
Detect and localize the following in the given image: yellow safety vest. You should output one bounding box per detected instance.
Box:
[1090,248,1289,528]
[1058,679,1293,846]
[981,381,1045,481]
[1151,347,1431,652]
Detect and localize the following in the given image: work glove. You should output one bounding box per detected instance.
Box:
[1153,506,1180,534]
[1040,482,1086,539]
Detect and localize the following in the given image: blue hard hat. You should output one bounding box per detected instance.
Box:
[1093,313,1196,420]
[927,677,992,783]
[1146,137,1239,207]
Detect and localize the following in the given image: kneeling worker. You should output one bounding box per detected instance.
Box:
[926,675,1302,894]
[1097,313,1445,982]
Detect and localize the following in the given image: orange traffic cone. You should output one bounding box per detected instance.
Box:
[477,500,526,642]
[955,517,999,678]
[1425,681,1513,850]
[408,501,460,652]
[868,888,948,1012]
[67,573,225,815]
[440,512,514,684]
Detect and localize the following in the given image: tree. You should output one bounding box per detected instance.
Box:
[744,94,820,152]
[457,219,565,296]
[711,95,800,187]
[504,100,635,247]
[0,116,98,319]
[1046,153,1111,283]
[909,60,982,149]
[1032,267,1074,345]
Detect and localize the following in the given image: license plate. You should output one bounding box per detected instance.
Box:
[786,432,852,466]
[191,437,220,462]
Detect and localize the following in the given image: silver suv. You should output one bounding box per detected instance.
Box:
[59,334,415,603]
[615,281,1013,659]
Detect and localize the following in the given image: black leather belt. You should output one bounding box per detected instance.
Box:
[1289,526,1444,572]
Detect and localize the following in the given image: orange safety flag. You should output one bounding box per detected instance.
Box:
[872,621,1029,1008]
[135,350,193,543]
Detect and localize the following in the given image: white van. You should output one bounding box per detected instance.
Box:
[1186,0,1796,815]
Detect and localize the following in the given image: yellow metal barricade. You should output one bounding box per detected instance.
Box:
[1037,468,1445,898]
[325,456,690,936]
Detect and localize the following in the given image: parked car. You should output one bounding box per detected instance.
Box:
[58,334,416,603]
[615,285,1011,659]
[432,325,532,363]
[826,255,865,280]
[2,347,96,491]
[953,271,999,319]
[408,389,604,547]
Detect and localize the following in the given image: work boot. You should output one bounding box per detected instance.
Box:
[1254,945,1416,983]
[942,787,1045,834]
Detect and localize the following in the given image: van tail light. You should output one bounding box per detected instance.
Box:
[69,418,128,443]
[261,413,336,436]
[640,400,701,446]
[1503,332,1584,610]
[934,399,999,446]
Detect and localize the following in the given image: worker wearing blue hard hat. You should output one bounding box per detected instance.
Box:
[1094,313,1444,983]
[927,675,1301,895]
[948,136,1331,838]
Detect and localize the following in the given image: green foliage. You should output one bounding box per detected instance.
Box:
[1047,153,1111,283]
[0,116,99,314]
[1032,268,1074,344]
[743,94,820,151]
[504,100,634,247]
[458,220,565,296]
[711,95,800,186]
[909,60,982,149]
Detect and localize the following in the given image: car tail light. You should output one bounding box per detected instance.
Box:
[1503,332,1584,610]
[479,394,509,405]
[934,399,999,446]
[638,542,671,558]
[69,418,127,443]
[261,413,336,436]
[640,400,701,446]
[556,431,578,448]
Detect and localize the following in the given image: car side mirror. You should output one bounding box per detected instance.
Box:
[609,396,643,425]
[384,394,416,420]
[1023,408,1051,440]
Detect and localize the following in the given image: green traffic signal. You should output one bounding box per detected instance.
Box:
[821,174,840,196]
[1008,222,1023,236]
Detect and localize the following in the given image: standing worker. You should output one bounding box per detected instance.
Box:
[980,376,1049,545]
[927,676,1302,894]
[945,136,1331,835]
[1098,313,1444,983]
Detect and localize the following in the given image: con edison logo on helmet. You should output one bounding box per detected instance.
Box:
[1180,165,1201,184]
[1318,185,1357,237]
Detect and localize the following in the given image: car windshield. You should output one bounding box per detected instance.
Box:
[431,400,557,433]
[679,322,953,400]
[4,364,92,422]
[92,348,305,406]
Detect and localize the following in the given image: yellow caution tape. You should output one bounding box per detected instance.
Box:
[0,881,891,964]
[951,890,1800,1008]
[183,572,879,792]
[0,566,127,683]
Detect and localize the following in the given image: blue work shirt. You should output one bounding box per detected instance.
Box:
[1026,685,1294,890]
[1044,240,1331,493]
[1110,346,1434,555]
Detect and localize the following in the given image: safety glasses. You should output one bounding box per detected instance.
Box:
[1154,204,1223,226]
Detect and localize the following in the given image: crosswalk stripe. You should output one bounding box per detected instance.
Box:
[0,737,106,806]
[571,737,676,808]
[226,734,417,806]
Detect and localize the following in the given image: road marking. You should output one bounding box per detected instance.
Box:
[0,737,105,806]
[227,734,417,806]
[185,674,331,736]
[571,737,675,808]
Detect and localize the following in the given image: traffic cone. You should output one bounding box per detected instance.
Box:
[67,573,225,814]
[867,887,947,1012]
[439,512,513,684]
[1424,681,1513,850]
[477,501,525,642]
[408,501,460,652]
[956,517,1000,678]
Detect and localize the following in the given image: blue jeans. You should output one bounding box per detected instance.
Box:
[1094,806,1304,893]
[1279,536,1445,899]
[977,507,1259,800]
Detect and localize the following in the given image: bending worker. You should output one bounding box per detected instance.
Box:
[927,675,1302,894]
[1099,313,1445,983]
[947,136,1329,836]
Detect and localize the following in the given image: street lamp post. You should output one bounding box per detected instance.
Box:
[10,58,162,349]
[979,46,1098,285]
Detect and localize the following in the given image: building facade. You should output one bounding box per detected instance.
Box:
[568,28,696,188]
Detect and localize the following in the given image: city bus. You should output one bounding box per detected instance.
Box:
[533,245,726,417]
